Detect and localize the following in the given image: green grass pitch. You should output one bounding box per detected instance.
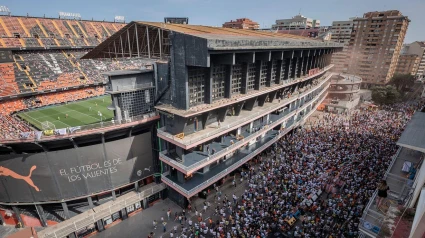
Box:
[17,96,114,130]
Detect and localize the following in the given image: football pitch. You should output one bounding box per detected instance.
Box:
[17,96,114,130]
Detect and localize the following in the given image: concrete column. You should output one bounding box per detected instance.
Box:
[266,114,270,124]
[206,65,213,104]
[88,196,95,208]
[35,204,48,227]
[297,57,303,78]
[112,190,117,200]
[254,60,262,90]
[241,63,249,94]
[291,58,297,79]
[249,122,253,133]
[237,127,241,135]
[275,60,283,84]
[225,65,232,98]
[12,207,24,228]
[134,181,139,192]
[177,171,185,183]
[61,202,70,219]
[266,61,273,87]
[143,198,148,209]
[0,211,5,225]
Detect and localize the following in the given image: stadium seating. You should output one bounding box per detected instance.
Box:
[0,63,20,96]
[0,86,105,140]
[0,16,125,48]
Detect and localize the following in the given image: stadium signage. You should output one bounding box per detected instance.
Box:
[59,158,123,182]
[59,11,82,20]
[114,16,125,22]
[0,133,155,202]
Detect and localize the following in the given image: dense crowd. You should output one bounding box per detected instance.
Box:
[153,99,423,238]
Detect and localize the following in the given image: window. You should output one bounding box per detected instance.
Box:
[188,67,205,106]
[212,65,226,101]
[260,61,268,87]
[232,64,242,94]
[247,63,256,91]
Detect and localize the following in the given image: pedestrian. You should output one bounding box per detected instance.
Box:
[167,208,171,220]
[162,221,167,232]
[153,220,157,229]
[174,212,178,221]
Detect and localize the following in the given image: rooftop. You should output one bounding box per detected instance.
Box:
[83,22,342,59]
[397,112,425,153]
[102,69,153,76]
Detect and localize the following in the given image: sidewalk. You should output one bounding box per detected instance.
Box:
[94,172,251,238]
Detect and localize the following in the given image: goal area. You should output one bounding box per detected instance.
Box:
[41,121,56,130]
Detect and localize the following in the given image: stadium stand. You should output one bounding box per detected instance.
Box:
[0,15,151,140]
[0,16,125,48]
[0,87,105,140]
[0,63,19,96]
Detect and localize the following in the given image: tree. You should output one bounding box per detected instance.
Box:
[371,85,400,105]
[389,74,415,91]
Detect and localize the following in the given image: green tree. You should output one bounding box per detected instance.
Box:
[371,85,400,105]
[389,74,415,91]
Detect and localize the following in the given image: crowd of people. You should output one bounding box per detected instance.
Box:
[152,99,424,238]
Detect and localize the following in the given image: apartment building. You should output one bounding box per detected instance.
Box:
[330,19,356,73]
[395,53,420,75]
[402,41,425,79]
[346,10,410,87]
[222,18,259,30]
[272,14,320,30]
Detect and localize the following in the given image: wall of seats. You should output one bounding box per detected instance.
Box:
[2,49,150,95]
[0,15,126,48]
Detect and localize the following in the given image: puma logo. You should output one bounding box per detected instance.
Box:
[144,166,151,172]
[0,166,40,192]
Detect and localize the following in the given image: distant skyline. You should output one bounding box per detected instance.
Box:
[4,0,425,43]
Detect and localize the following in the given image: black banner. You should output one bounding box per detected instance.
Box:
[0,133,154,203]
[0,51,13,63]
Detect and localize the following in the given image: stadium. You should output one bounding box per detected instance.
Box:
[0,5,423,238]
[0,9,163,236]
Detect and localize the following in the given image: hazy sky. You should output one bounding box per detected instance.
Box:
[5,0,425,43]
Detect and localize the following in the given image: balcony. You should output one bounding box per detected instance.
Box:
[160,84,329,174]
[157,73,333,149]
[155,64,334,118]
[161,92,327,198]
[359,147,423,237]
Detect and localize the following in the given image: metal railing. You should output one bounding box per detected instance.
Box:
[39,183,166,238]
[359,147,403,237]
[1,112,159,143]
[159,85,329,174]
[161,93,328,197]
[157,73,333,146]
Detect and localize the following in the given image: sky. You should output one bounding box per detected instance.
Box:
[4,0,425,43]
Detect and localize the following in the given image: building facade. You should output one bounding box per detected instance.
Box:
[346,10,410,87]
[82,21,342,207]
[330,19,356,73]
[402,41,425,79]
[222,18,259,30]
[277,26,332,41]
[395,53,420,76]
[323,74,362,113]
[272,14,320,30]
